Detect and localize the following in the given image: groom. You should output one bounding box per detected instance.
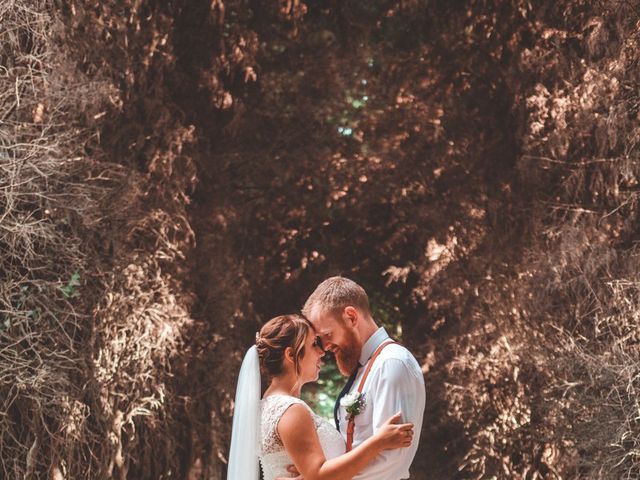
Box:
[302,276,426,479]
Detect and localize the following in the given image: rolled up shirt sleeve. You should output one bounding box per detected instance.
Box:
[352,356,426,480]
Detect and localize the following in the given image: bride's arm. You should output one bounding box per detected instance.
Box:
[278,404,412,480]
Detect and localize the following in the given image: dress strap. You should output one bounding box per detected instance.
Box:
[261,395,315,454]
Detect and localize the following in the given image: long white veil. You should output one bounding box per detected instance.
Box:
[227,345,261,480]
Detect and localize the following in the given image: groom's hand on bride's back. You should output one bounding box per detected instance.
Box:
[275,464,302,480]
[375,411,414,450]
[274,413,411,479]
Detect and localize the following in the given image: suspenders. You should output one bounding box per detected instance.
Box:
[345,340,396,452]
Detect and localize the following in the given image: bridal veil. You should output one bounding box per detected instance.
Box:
[227,345,261,480]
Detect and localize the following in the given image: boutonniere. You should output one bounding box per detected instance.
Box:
[341,392,366,420]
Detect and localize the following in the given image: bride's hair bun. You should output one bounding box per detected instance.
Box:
[256,314,312,378]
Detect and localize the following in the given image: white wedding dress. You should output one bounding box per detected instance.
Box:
[260,394,346,480]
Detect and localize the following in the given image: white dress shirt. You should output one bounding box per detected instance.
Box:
[337,327,426,480]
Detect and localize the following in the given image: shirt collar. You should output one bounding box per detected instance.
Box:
[359,327,390,366]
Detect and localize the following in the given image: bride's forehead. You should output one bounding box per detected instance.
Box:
[304,331,319,347]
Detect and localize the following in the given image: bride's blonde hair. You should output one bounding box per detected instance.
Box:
[255,314,312,378]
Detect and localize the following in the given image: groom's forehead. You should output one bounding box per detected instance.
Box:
[315,313,342,330]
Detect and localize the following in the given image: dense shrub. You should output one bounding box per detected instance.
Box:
[2,0,640,478]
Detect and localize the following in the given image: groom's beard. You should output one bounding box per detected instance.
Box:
[335,328,360,376]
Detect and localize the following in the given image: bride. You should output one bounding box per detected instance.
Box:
[227,314,414,480]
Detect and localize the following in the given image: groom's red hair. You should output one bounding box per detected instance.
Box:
[302,276,371,320]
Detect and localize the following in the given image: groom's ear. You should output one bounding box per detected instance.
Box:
[344,306,358,327]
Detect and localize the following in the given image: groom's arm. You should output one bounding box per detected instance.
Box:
[352,356,425,480]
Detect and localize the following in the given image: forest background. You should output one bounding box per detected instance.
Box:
[2,0,640,479]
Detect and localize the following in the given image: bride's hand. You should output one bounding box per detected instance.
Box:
[374,412,414,450]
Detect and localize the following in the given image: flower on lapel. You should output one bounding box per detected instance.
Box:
[341,392,366,420]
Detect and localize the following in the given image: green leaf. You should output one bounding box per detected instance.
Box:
[60,271,81,298]
[69,272,81,286]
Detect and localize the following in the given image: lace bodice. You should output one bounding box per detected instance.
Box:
[260,395,345,480]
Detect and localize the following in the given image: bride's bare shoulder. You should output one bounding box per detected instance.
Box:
[277,402,319,448]
[277,402,314,431]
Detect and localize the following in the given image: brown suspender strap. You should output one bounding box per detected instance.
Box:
[345,339,396,452]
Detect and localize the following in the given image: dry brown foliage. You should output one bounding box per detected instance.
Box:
[516,1,640,477]
[4,0,640,479]
[0,0,112,477]
[1,1,201,478]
